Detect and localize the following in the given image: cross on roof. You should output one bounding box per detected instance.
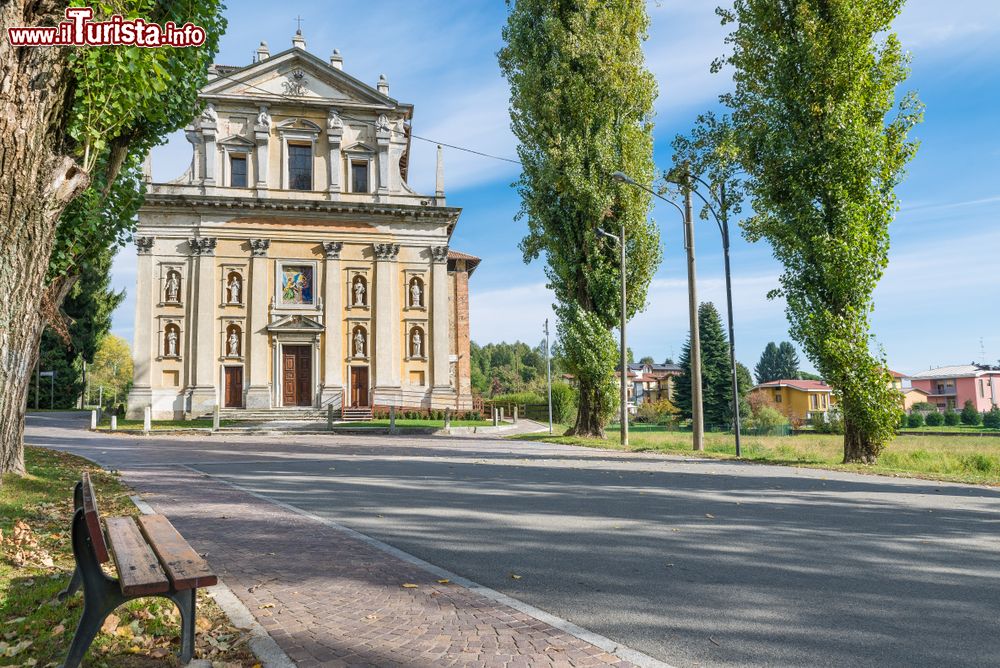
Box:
[294,15,303,32]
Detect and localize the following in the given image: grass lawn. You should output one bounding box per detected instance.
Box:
[513,426,1000,486]
[93,418,239,431]
[899,424,1000,434]
[0,447,257,666]
[333,418,494,429]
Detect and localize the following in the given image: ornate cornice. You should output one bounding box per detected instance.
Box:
[430,245,449,264]
[373,243,400,261]
[250,238,271,257]
[322,241,343,259]
[188,237,217,256]
[135,236,155,255]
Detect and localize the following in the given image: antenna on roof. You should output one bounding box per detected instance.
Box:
[981,337,987,365]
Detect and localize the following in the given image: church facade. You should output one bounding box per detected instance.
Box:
[127,32,477,420]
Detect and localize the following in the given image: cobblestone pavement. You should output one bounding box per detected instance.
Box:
[123,465,637,668]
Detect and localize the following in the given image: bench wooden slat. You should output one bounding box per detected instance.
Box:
[81,472,110,563]
[105,517,170,596]
[138,514,217,590]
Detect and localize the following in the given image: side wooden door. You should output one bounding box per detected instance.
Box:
[224,367,243,408]
[295,346,311,406]
[282,349,297,406]
[351,366,369,407]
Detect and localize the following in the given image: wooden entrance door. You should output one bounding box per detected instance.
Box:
[224,366,243,408]
[350,366,369,407]
[282,345,312,407]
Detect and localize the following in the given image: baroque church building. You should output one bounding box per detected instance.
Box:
[127,31,478,420]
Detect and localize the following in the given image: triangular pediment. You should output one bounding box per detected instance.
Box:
[218,134,255,147]
[267,314,325,332]
[201,48,398,110]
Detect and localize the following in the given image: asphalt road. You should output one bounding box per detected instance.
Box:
[27,411,1000,667]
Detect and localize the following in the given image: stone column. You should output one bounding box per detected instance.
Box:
[430,246,453,403]
[188,237,218,416]
[327,110,343,199]
[126,237,155,419]
[455,261,473,410]
[201,108,217,186]
[376,115,391,195]
[320,241,344,407]
[245,239,271,409]
[373,243,401,405]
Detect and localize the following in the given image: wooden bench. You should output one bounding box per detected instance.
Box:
[58,472,217,668]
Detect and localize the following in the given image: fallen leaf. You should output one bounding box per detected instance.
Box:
[51,624,65,636]
[436,579,450,584]
[150,648,170,658]
[705,514,715,519]
[257,603,274,609]
[510,574,522,580]
[365,614,378,620]
[401,583,419,589]
[101,614,120,634]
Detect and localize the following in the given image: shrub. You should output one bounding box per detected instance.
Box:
[910,401,937,412]
[943,409,960,426]
[898,413,908,429]
[549,381,578,425]
[907,412,924,428]
[961,400,981,425]
[924,411,944,427]
[747,405,789,434]
[635,397,677,425]
[984,406,1000,429]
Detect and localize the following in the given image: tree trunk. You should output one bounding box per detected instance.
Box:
[0,2,90,479]
[568,378,606,439]
[842,416,878,464]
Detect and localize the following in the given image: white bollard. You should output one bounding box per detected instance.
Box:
[499,407,505,423]
[143,406,151,434]
[493,408,499,427]
[327,404,334,430]
[90,409,97,430]
[110,415,117,432]
[444,408,451,430]
[213,404,220,432]
[513,406,519,424]
[389,405,397,433]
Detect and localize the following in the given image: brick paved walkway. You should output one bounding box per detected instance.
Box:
[124,466,634,667]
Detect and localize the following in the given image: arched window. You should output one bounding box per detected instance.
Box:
[352,325,367,358]
[352,275,368,306]
[226,324,242,357]
[164,270,182,303]
[408,277,423,308]
[164,324,181,357]
[226,271,242,304]
[410,326,424,358]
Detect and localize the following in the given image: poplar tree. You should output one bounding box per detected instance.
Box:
[499,0,661,437]
[719,0,922,462]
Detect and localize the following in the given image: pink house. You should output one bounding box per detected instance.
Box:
[908,365,1000,412]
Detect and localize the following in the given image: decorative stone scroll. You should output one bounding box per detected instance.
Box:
[135,236,155,254]
[373,243,400,261]
[430,245,449,263]
[322,241,343,259]
[250,238,271,257]
[188,237,217,256]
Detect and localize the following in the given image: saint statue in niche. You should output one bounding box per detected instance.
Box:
[257,105,271,128]
[353,277,366,306]
[165,273,180,302]
[354,329,366,357]
[228,331,239,356]
[228,274,241,303]
[410,280,422,307]
[166,329,178,356]
[412,330,422,358]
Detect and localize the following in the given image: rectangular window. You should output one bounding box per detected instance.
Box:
[774,391,782,403]
[288,144,312,190]
[981,379,986,397]
[230,154,247,188]
[351,161,369,193]
[810,394,818,410]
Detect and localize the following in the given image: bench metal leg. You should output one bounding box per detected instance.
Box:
[169,588,197,663]
[60,509,125,668]
[58,483,85,601]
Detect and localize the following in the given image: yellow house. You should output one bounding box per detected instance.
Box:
[750,379,834,425]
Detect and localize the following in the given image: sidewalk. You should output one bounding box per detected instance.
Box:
[123,466,635,667]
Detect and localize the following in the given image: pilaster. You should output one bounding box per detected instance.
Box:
[254,106,271,194]
[188,237,218,416]
[430,246,454,401]
[201,106,217,186]
[245,238,271,409]
[376,115,391,195]
[126,237,155,418]
[327,109,343,199]
[373,242,401,405]
[320,241,344,407]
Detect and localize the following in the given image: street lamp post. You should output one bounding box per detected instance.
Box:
[611,171,704,452]
[672,174,742,457]
[544,318,553,435]
[597,224,628,447]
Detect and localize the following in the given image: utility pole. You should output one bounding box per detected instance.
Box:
[597,225,628,447]
[720,181,742,457]
[684,169,705,451]
[81,359,87,410]
[35,360,40,410]
[544,318,553,435]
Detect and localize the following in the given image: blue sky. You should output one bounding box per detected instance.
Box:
[114,1,1000,376]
